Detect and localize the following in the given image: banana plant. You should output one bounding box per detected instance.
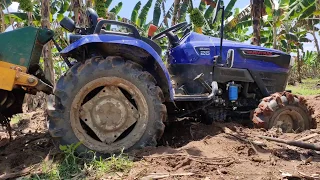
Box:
[1,0,14,30]
[131,1,141,24]
[224,5,251,30]
[303,50,318,67]
[171,0,180,26]
[95,0,106,18]
[4,0,70,28]
[93,0,123,30]
[51,0,71,22]
[159,2,174,28]
[225,11,251,42]
[153,0,163,26]
[0,0,12,31]
[264,0,290,49]
[129,0,153,28]
[286,0,317,20]
[138,0,152,27]
[188,0,238,35]
[17,0,33,25]
[178,0,188,23]
[109,2,122,16]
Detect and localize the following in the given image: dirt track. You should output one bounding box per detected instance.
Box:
[0,95,319,179]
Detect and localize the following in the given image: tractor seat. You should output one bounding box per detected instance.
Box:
[140,37,162,56]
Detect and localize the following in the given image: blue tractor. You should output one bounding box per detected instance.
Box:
[47,1,316,155]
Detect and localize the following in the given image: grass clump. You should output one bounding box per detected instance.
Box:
[88,151,133,178]
[26,142,133,179]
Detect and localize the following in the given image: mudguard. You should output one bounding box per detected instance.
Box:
[60,34,174,101]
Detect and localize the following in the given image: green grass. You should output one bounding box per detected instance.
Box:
[286,78,320,95]
[24,142,133,180]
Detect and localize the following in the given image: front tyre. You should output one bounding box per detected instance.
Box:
[252,92,316,132]
[47,56,167,155]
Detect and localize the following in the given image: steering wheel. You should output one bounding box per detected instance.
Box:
[152,22,188,40]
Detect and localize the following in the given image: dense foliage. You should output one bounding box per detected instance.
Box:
[17,0,32,12]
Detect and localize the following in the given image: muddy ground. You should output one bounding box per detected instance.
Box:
[0,95,320,180]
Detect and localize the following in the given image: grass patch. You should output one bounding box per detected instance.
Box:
[25,142,133,180]
[286,78,320,96]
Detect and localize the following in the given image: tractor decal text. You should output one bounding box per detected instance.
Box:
[196,47,211,56]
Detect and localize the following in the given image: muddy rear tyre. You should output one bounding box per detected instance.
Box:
[252,92,316,132]
[47,56,167,155]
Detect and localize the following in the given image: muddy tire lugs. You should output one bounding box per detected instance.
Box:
[252,91,317,131]
[47,56,167,155]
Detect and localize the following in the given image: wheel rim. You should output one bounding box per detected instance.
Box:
[271,106,305,133]
[70,77,149,153]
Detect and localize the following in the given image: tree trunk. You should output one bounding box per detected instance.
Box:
[311,29,320,54]
[0,6,5,32]
[171,0,180,26]
[297,48,302,83]
[271,1,277,49]
[27,12,33,26]
[41,0,55,85]
[272,21,277,49]
[71,0,87,27]
[251,0,263,46]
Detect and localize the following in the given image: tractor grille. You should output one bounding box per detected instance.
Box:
[259,72,288,93]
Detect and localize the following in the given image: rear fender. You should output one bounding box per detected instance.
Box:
[60,34,174,101]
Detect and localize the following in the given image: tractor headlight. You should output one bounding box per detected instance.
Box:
[289,56,295,67]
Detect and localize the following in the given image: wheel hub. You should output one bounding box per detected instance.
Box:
[274,114,293,132]
[92,97,127,131]
[272,108,304,133]
[80,86,139,144]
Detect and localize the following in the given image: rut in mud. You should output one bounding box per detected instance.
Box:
[0,95,319,179]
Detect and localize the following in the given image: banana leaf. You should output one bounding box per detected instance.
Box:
[153,0,163,26]
[225,0,237,19]
[58,1,70,14]
[105,0,112,10]
[178,0,188,22]
[138,0,152,27]
[160,2,174,28]
[204,6,214,20]
[4,12,41,22]
[198,0,206,12]
[131,1,141,24]
[298,3,316,20]
[110,2,123,15]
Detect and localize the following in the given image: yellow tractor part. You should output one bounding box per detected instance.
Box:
[0,61,38,91]
[0,61,27,72]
